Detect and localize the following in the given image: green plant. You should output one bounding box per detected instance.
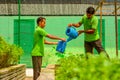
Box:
[0,36,23,68]
[55,54,120,80]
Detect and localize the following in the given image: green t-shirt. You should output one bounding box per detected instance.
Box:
[31,26,48,56]
[80,14,99,42]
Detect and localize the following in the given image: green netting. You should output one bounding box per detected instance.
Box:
[0,16,120,68]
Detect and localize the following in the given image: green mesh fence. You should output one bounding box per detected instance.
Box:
[0,16,120,68]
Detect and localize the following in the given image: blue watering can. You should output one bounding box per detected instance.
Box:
[56,40,67,53]
[56,27,78,53]
[66,27,78,42]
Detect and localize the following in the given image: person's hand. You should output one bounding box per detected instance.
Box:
[78,30,84,35]
[68,23,73,27]
[53,42,58,45]
[61,38,66,42]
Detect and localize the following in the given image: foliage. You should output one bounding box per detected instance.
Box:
[55,54,120,80]
[0,36,23,68]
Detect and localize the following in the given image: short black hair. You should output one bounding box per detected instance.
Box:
[37,17,46,25]
[86,7,95,14]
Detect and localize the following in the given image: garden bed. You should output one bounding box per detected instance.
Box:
[0,64,26,80]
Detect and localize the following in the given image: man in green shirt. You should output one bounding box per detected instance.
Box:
[68,6,109,58]
[31,17,65,80]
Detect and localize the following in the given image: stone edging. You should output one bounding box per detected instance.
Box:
[0,64,26,80]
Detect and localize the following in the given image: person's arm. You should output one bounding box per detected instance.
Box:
[68,16,84,28]
[78,29,95,35]
[44,40,58,45]
[46,34,66,41]
[84,29,95,34]
[68,22,82,28]
[37,28,66,42]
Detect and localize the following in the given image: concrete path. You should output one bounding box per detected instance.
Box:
[25,64,55,80]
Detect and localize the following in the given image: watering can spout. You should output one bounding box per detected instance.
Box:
[67,37,73,42]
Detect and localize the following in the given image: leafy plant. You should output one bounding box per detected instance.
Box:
[55,54,120,80]
[0,36,23,68]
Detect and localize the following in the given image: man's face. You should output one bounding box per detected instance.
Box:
[86,13,93,19]
[39,19,46,28]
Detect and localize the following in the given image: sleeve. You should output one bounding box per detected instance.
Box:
[91,17,98,29]
[79,16,84,24]
[37,28,48,36]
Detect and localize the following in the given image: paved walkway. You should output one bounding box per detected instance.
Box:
[25,64,55,80]
[25,68,33,80]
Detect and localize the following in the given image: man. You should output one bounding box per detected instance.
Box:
[31,17,65,80]
[68,6,109,58]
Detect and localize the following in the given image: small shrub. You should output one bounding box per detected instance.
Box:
[0,36,23,68]
[55,54,120,80]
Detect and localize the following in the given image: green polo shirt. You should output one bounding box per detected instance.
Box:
[80,15,99,42]
[31,26,48,56]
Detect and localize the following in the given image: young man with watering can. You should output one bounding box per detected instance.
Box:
[31,17,65,80]
[68,6,109,58]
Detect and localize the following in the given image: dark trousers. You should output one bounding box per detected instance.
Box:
[84,39,109,58]
[32,56,42,80]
